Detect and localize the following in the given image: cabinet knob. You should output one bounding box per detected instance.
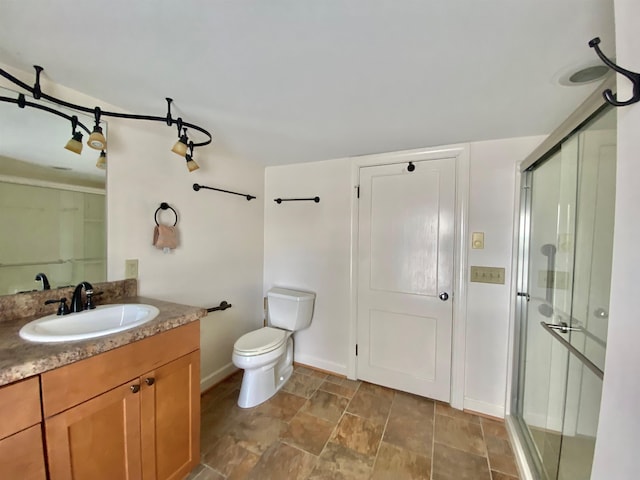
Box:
[130,384,140,393]
[145,377,155,386]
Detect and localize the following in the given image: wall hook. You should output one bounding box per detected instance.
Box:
[589,37,640,107]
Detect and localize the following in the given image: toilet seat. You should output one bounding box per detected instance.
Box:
[233,327,287,356]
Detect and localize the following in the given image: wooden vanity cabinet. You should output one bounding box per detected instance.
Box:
[0,377,47,480]
[42,322,201,480]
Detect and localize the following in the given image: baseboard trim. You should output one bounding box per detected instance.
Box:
[200,362,238,392]
[293,353,346,376]
[463,397,505,419]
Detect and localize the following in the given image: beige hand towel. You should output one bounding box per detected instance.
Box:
[153,224,179,250]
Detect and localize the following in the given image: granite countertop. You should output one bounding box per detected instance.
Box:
[0,296,206,387]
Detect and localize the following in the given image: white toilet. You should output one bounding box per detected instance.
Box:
[232,287,315,408]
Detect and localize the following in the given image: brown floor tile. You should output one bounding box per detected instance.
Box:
[432,442,491,480]
[481,417,509,440]
[295,365,329,379]
[332,413,385,457]
[384,400,433,457]
[282,412,335,455]
[185,464,207,480]
[282,371,325,398]
[485,435,519,477]
[358,382,396,402]
[253,390,307,422]
[202,435,253,476]
[491,471,519,480]
[435,402,481,424]
[319,379,359,399]
[226,411,288,455]
[227,450,261,480]
[372,442,431,480]
[302,389,350,423]
[346,389,393,425]
[309,442,375,479]
[434,414,486,456]
[190,465,225,480]
[393,391,435,419]
[247,442,317,480]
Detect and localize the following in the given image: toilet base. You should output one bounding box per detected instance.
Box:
[237,337,293,408]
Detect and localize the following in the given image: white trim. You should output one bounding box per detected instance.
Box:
[463,397,505,419]
[0,174,105,195]
[505,416,536,480]
[505,165,524,415]
[200,362,238,392]
[347,144,470,407]
[294,353,347,376]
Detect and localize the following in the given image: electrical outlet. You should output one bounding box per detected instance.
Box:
[125,259,138,279]
[470,266,505,284]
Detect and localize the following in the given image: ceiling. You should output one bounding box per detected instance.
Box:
[0,1,615,166]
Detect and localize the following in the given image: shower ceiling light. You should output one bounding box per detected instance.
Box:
[96,150,107,170]
[87,107,107,150]
[185,142,199,172]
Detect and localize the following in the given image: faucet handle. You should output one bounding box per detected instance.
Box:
[45,297,70,316]
[85,290,96,310]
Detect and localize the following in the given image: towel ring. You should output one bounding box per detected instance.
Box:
[155,202,178,226]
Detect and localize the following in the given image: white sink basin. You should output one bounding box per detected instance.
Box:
[19,304,160,343]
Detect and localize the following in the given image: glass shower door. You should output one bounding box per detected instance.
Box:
[513,106,616,480]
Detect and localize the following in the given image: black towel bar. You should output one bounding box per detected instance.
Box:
[207,301,232,312]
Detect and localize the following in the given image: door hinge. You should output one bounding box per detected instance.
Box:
[356,185,360,198]
[355,344,358,356]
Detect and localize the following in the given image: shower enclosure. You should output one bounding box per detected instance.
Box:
[508,89,616,480]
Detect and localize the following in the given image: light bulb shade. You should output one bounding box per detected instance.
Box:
[96,150,107,170]
[88,125,107,150]
[64,131,84,154]
[185,155,199,172]
[172,135,188,156]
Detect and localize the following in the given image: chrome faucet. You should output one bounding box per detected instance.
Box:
[70,281,95,313]
[35,273,50,290]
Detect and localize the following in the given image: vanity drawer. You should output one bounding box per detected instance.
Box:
[0,376,42,440]
[41,321,200,417]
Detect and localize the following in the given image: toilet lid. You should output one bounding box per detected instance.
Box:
[234,327,287,355]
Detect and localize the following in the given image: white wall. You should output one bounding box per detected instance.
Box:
[1,64,266,391]
[264,159,353,374]
[264,137,542,416]
[464,137,543,416]
[592,0,640,477]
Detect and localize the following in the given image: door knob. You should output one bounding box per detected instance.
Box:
[439,292,449,301]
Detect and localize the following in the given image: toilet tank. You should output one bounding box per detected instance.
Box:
[267,287,315,331]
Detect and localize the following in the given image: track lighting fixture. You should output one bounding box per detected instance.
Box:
[87,107,107,150]
[185,142,199,172]
[0,66,213,173]
[64,115,83,154]
[172,127,189,157]
[96,150,107,170]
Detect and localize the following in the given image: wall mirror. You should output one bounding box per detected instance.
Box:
[0,86,107,295]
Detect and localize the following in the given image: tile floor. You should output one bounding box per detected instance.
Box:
[187,366,521,480]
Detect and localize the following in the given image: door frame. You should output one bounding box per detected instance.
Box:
[348,144,470,409]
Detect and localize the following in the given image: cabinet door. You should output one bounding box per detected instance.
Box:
[0,425,47,480]
[140,350,200,480]
[46,381,143,480]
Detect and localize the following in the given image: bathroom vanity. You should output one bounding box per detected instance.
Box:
[0,280,206,480]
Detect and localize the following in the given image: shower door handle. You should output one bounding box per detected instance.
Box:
[543,322,581,334]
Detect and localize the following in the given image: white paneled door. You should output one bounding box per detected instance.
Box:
[356,159,455,401]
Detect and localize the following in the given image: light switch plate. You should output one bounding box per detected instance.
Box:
[470,266,505,284]
[125,259,138,279]
[472,232,485,249]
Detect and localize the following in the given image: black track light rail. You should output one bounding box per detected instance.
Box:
[0,66,212,147]
[193,183,256,201]
[0,94,91,134]
[274,197,320,204]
